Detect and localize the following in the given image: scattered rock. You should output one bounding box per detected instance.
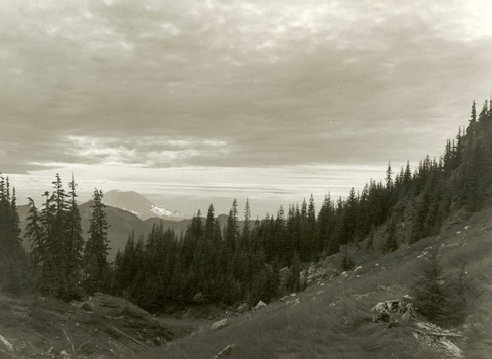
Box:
[372,296,463,358]
[290,293,296,297]
[371,295,414,326]
[237,303,248,313]
[414,322,463,358]
[294,298,301,305]
[254,301,267,310]
[214,344,236,359]
[464,225,470,230]
[301,262,339,285]
[354,266,363,272]
[211,319,229,330]
[0,333,14,351]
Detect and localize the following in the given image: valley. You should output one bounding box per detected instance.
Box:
[1,206,491,358]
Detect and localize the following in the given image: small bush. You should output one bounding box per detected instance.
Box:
[340,252,355,272]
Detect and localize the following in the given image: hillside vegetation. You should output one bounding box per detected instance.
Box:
[154,207,492,359]
[0,99,492,358]
[105,99,492,312]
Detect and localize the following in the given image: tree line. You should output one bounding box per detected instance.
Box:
[0,174,111,301]
[1,99,491,311]
[110,99,492,310]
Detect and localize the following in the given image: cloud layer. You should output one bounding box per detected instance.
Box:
[1,0,492,212]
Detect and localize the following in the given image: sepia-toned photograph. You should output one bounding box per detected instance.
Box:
[1,1,491,358]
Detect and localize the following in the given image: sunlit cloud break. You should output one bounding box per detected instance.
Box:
[65,135,229,167]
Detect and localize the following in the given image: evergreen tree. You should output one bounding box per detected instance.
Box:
[470,100,477,125]
[0,175,28,293]
[84,189,110,294]
[383,217,399,252]
[306,194,317,259]
[26,197,44,268]
[226,199,239,251]
[386,162,393,190]
[478,100,488,123]
[411,249,446,321]
[63,175,85,299]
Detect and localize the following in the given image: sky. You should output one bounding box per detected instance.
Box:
[1,0,492,216]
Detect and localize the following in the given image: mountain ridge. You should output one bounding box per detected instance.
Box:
[17,201,192,259]
[103,189,190,221]
[17,201,231,259]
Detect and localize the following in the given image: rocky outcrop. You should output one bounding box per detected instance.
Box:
[237,303,248,313]
[414,322,463,359]
[211,319,229,330]
[254,301,267,310]
[300,262,339,286]
[372,296,463,358]
[371,295,414,326]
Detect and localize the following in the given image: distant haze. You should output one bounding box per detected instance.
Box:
[1,0,492,216]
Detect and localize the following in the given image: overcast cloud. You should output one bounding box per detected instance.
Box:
[1,0,492,214]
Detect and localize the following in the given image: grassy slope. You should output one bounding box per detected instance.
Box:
[153,207,492,359]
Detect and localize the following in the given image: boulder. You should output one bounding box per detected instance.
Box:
[237,303,248,313]
[371,295,415,326]
[304,263,339,283]
[254,301,267,310]
[211,319,229,330]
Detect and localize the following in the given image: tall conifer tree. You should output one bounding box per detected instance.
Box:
[84,189,110,294]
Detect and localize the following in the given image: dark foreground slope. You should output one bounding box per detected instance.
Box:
[0,292,178,358]
[1,204,490,359]
[152,207,492,359]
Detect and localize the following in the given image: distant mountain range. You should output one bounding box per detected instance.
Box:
[103,190,190,221]
[17,191,229,260]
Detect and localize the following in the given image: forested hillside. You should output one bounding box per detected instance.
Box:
[110,99,492,310]
[1,100,491,313]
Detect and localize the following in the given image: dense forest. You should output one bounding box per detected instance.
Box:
[1,100,491,312]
